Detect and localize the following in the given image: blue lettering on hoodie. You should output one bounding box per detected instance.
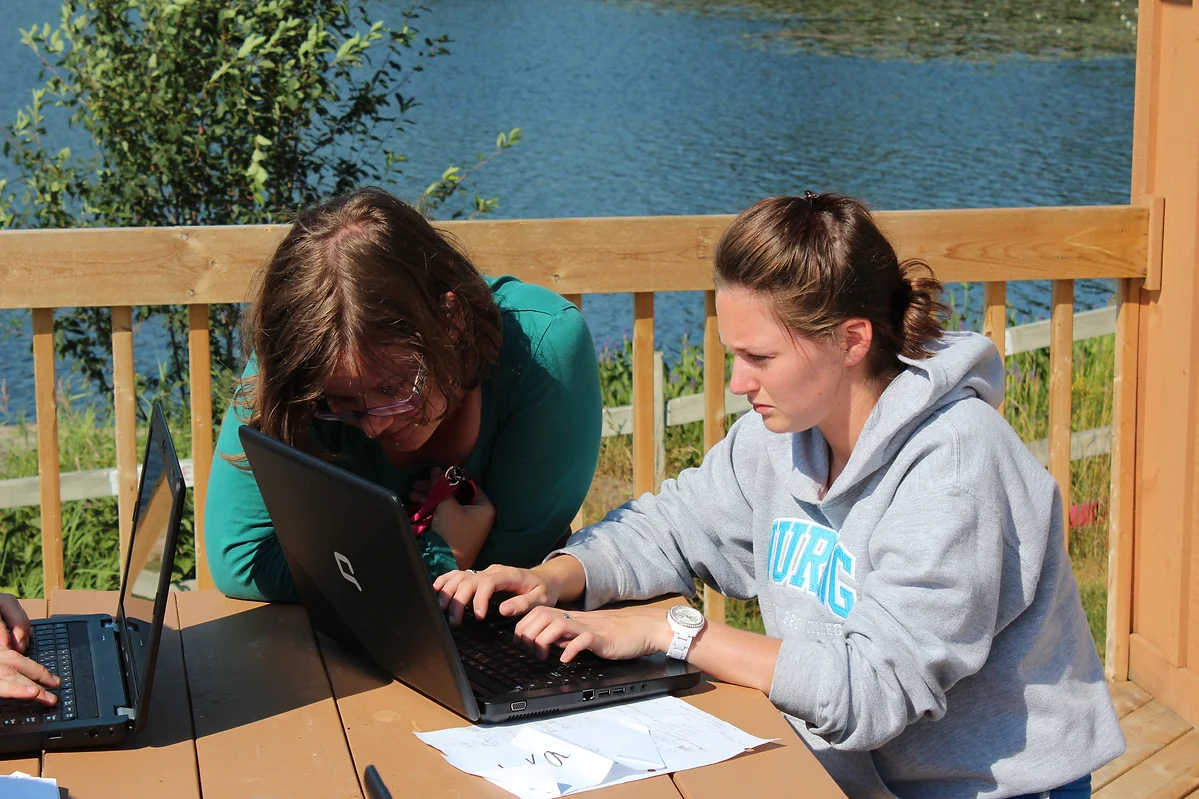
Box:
[768,518,856,619]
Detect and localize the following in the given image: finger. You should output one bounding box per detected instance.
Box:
[449,579,482,627]
[498,587,546,617]
[532,619,573,660]
[472,579,497,621]
[513,607,553,644]
[0,678,46,702]
[434,573,463,611]
[560,631,598,663]
[1,650,60,688]
[0,619,9,651]
[432,570,455,592]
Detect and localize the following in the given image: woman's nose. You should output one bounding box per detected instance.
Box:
[728,360,754,396]
[359,413,390,439]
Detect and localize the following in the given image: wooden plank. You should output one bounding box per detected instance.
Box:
[1006,305,1116,357]
[0,599,47,777]
[1110,680,1154,720]
[1145,195,1165,291]
[983,282,1006,415]
[111,306,138,579]
[633,293,655,498]
[32,308,64,595]
[1130,634,1199,730]
[1048,280,1074,550]
[672,682,846,799]
[653,351,666,491]
[187,305,215,590]
[315,633,682,799]
[562,293,582,309]
[42,590,199,799]
[174,591,361,798]
[703,290,727,625]
[1097,730,1199,799]
[0,206,1150,308]
[1092,700,1193,790]
[1107,279,1142,682]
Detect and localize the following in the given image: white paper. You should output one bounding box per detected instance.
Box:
[416,696,775,799]
[1,771,60,799]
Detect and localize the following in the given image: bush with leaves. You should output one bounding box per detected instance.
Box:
[0,0,520,411]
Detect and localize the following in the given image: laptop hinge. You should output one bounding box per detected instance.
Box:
[117,706,136,721]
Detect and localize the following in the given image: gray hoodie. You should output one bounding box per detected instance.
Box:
[557,331,1124,799]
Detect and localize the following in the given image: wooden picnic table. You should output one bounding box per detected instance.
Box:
[2,590,846,799]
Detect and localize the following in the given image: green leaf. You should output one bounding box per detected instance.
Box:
[254,134,271,147]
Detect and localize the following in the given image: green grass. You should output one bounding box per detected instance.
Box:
[0,390,197,597]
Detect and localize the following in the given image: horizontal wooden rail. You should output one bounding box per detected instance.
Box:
[0,205,1149,309]
[0,423,1114,511]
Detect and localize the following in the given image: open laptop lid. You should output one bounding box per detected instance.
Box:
[238,424,483,720]
[114,402,187,731]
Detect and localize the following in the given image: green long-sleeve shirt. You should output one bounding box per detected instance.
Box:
[204,275,602,601]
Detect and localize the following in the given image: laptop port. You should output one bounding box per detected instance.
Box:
[47,733,63,741]
[582,689,595,701]
[510,701,527,712]
[611,687,625,695]
[597,689,610,697]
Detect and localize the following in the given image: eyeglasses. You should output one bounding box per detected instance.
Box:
[313,365,426,423]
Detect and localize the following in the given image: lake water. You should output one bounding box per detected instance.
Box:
[0,0,1136,421]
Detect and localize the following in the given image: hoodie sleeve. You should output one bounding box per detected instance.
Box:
[768,481,1007,751]
[551,415,762,610]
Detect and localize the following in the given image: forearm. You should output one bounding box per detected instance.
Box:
[676,622,781,695]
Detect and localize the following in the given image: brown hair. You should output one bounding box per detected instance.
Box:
[238,186,502,451]
[713,193,948,381]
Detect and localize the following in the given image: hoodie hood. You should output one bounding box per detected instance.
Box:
[769,331,1005,504]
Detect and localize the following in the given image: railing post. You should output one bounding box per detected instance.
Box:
[702,290,728,624]
[32,308,64,595]
[653,351,666,491]
[111,306,138,580]
[565,293,586,533]
[188,304,215,590]
[1105,278,1141,682]
[1048,280,1075,552]
[633,293,655,498]
[983,282,1007,415]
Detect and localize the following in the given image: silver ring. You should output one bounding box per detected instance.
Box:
[465,569,477,575]
[562,612,571,620]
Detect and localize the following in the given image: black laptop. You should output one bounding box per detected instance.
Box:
[239,425,702,723]
[0,403,186,753]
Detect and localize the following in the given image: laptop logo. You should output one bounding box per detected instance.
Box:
[334,552,362,592]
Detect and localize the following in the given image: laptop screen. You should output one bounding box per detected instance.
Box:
[115,404,186,722]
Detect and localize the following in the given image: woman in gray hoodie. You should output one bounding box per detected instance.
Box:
[434,193,1125,799]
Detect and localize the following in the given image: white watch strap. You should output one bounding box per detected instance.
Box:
[667,629,696,660]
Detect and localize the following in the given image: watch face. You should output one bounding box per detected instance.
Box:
[669,604,705,628]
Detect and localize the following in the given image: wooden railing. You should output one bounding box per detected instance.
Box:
[0,204,1156,659]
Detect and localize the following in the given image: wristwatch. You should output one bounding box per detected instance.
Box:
[666,605,706,661]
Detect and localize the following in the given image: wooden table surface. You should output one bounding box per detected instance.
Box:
[2,590,846,799]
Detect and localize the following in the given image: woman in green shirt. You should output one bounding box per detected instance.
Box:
[205,187,602,602]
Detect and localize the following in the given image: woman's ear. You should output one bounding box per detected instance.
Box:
[839,318,873,367]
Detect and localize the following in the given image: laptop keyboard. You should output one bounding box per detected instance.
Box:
[0,622,99,726]
[452,607,609,693]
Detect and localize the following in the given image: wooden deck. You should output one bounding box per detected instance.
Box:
[1097,682,1199,799]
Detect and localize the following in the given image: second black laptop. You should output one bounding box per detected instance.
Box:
[238,424,702,723]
